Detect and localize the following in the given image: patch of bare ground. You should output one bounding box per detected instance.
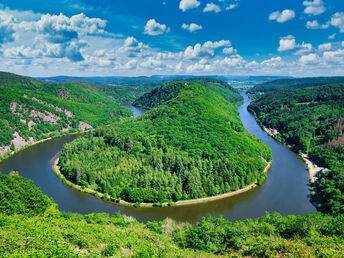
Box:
[0,146,10,157]
[78,121,93,131]
[11,131,34,150]
[28,121,36,131]
[30,110,60,124]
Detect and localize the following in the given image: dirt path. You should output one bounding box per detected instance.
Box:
[301,153,325,183]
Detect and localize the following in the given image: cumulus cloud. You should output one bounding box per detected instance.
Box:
[306,20,329,29]
[261,56,284,68]
[35,13,106,43]
[278,35,296,52]
[318,43,332,51]
[299,53,321,65]
[184,40,231,59]
[0,13,16,44]
[323,49,344,64]
[330,13,344,33]
[44,40,87,62]
[144,19,170,36]
[303,0,325,16]
[181,23,202,32]
[203,3,221,13]
[3,45,41,59]
[179,0,200,12]
[269,10,295,23]
[119,36,150,57]
[222,47,236,54]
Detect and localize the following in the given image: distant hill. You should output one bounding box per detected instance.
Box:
[247,77,344,97]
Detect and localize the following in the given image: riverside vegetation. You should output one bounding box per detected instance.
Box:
[1,172,344,256]
[248,80,344,215]
[58,78,272,205]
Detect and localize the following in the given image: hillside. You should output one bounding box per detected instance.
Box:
[248,84,344,215]
[1,172,344,257]
[58,79,271,205]
[0,72,134,160]
[247,76,344,98]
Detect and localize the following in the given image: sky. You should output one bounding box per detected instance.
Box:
[0,0,343,77]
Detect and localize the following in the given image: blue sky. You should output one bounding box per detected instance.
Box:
[0,0,343,76]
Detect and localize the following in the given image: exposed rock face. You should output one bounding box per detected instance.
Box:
[28,121,36,131]
[30,110,60,124]
[11,132,34,150]
[78,121,93,131]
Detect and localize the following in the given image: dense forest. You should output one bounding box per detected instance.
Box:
[58,79,271,204]
[247,76,344,98]
[1,172,344,256]
[248,84,344,215]
[0,71,153,159]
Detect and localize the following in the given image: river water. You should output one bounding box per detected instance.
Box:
[0,94,316,223]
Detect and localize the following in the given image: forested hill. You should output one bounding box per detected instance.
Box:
[133,78,242,110]
[59,79,271,204]
[248,84,344,215]
[0,71,148,160]
[247,76,344,98]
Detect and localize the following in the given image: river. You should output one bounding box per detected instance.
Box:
[0,94,316,223]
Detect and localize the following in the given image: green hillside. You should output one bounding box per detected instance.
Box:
[1,172,344,257]
[0,71,137,159]
[248,76,344,98]
[248,84,344,215]
[58,79,271,204]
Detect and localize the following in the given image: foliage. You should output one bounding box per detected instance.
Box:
[59,79,271,203]
[0,173,54,216]
[248,76,344,98]
[0,172,344,256]
[248,84,344,215]
[0,71,136,155]
[173,212,344,256]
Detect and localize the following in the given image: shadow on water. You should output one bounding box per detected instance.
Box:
[0,97,316,223]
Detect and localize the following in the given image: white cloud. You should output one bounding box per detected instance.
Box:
[0,13,16,44]
[184,40,231,59]
[318,43,332,51]
[203,3,221,13]
[269,10,295,23]
[181,23,202,32]
[261,56,284,68]
[222,47,236,54]
[299,53,320,65]
[143,19,169,36]
[306,20,329,29]
[323,49,344,64]
[342,41,344,47]
[179,0,200,12]
[278,35,296,52]
[3,45,41,59]
[303,0,325,16]
[328,33,336,39]
[295,42,313,55]
[35,13,106,43]
[119,36,150,57]
[226,4,238,10]
[330,13,344,33]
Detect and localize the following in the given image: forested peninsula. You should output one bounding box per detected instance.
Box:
[58,78,272,206]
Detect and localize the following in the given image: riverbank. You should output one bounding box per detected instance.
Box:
[54,157,272,208]
[0,130,84,164]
